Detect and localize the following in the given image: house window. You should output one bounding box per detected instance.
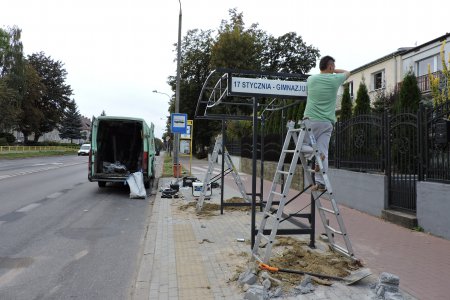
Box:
[372,70,384,90]
[348,81,354,99]
[416,54,441,76]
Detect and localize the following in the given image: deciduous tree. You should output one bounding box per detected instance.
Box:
[27,52,73,141]
[0,26,24,131]
[17,62,45,143]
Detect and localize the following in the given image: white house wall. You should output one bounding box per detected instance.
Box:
[402,35,450,77]
[340,55,400,108]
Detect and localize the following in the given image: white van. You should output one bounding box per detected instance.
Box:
[88,116,158,188]
[78,144,91,156]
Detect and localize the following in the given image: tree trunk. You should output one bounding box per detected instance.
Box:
[33,134,41,143]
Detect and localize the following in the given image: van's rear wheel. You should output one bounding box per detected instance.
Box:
[98,181,106,187]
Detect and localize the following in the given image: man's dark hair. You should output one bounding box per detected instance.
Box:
[319,56,335,71]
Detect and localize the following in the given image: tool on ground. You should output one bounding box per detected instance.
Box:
[160,186,179,198]
[259,263,371,285]
[252,119,355,264]
[196,134,250,212]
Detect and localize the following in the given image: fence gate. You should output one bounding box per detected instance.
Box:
[386,112,419,212]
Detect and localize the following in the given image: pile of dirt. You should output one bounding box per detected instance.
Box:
[178,201,220,217]
[223,197,252,211]
[178,197,251,215]
[237,236,361,291]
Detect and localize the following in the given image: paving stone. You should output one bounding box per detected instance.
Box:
[134,156,426,300]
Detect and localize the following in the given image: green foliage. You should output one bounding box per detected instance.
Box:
[0,132,15,144]
[428,40,450,108]
[354,80,371,115]
[412,226,424,232]
[154,138,163,151]
[398,70,421,112]
[226,120,252,140]
[340,83,352,119]
[0,78,19,131]
[297,101,306,120]
[261,32,319,74]
[211,9,260,70]
[0,26,23,131]
[17,62,45,143]
[167,28,216,154]
[27,52,73,141]
[167,9,320,147]
[59,100,82,142]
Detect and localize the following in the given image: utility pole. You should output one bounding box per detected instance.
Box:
[174,0,182,179]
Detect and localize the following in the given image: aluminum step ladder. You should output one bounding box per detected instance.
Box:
[252,119,355,263]
[196,134,250,212]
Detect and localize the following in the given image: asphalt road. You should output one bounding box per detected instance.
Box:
[0,155,153,299]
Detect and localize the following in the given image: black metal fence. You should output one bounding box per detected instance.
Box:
[232,101,450,185]
[421,100,450,183]
[229,100,450,212]
[329,105,450,185]
[331,114,385,172]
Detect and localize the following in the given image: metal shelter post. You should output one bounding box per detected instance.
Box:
[260,114,265,212]
[220,120,226,215]
[251,97,258,248]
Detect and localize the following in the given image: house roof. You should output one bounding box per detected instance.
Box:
[350,49,410,74]
[350,32,450,75]
[401,32,450,56]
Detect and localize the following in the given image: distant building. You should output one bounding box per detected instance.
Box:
[337,32,450,110]
[12,115,92,144]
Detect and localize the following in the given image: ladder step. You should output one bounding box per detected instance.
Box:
[288,128,302,132]
[331,244,354,257]
[325,225,343,235]
[263,211,277,218]
[257,233,270,242]
[276,170,289,175]
[283,149,295,153]
[318,206,337,215]
[270,191,284,197]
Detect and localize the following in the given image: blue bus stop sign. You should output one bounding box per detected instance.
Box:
[171,113,188,134]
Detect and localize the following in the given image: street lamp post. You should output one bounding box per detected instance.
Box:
[152,90,171,155]
[174,0,182,179]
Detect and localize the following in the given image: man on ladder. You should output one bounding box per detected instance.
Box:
[303,55,349,191]
[250,56,355,265]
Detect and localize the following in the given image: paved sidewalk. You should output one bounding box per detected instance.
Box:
[179,156,450,300]
[131,153,436,299]
[134,177,388,300]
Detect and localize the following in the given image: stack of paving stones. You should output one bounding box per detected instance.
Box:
[372,272,404,300]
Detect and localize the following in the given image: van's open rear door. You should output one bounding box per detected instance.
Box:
[88,117,98,180]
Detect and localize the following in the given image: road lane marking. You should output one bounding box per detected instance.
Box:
[16,203,41,212]
[46,192,63,199]
[0,162,83,181]
[74,250,89,260]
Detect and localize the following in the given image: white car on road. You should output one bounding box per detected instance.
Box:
[77,144,91,156]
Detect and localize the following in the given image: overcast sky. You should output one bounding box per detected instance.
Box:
[1,0,449,138]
